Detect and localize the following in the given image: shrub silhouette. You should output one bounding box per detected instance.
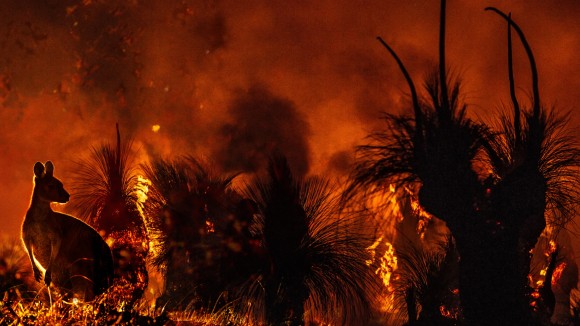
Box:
[67,124,148,304]
[241,155,376,325]
[142,156,247,310]
[348,1,579,324]
[0,236,31,302]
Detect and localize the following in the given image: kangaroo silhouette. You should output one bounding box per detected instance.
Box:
[22,161,114,301]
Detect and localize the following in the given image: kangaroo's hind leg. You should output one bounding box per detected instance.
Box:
[68,257,97,301]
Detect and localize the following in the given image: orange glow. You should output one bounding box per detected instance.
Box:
[439,305,458,319]
[366,236,398,312]
[405,187,433,239]
[552,262,567,285]
[365,236,382,266]
[547,240,557,256]
[0,2,577,324]
[389,185,403,223]
[205,220,215,233]
[376,241,398,289]
[134,176,152,230]
[0,0,576,244]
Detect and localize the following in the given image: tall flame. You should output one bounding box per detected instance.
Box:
[133,175,155,255]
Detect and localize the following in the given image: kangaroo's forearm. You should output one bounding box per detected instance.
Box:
[24,241,40,271]
[47,238,61,272]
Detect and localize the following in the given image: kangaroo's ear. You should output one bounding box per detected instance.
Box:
[34,162,45,178]
[45,161,54,177]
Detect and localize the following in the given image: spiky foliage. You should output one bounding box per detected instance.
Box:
[394,237,459,325]
[0,236,30,302]
[67,124,148,304]
[142,156,244,310]
[347,7,489,224]
[486,109,579,229]
[349,74,489,231]
[346,70,489,323]
[348,1,578,324]
[68,124,142,234]
[142,156,239,269]
[484,8,580,232]
[480,9,579,323]
[240,155,376,325]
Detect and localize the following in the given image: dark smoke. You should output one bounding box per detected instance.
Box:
[0,0,577,241]
[214,85,311,176]
[327,149,354,175]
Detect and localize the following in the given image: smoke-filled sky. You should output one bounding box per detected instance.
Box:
[1,0,578,237]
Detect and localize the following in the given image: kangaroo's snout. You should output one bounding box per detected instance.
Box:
[58,189,70,203]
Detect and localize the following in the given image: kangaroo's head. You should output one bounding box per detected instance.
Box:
[33,161,70,203]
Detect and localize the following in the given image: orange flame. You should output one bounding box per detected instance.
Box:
[407,188,432,239]
[547,240,557,256]
[366,237,398,312]
[389,184,403,223]
[552,262,567,286]
[439,305,459,319]
[205,220,215,233]
[376,241,398,289]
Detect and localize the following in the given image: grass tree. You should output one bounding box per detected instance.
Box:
[242,155,376,325]
[142,156,248,310]
[68,124,148,303]
[395,237,459,325]
[348,1,579,324]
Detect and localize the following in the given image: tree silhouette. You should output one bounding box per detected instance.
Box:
[68,124,148,304]
[242,155,375,325]
[0,236,30,303]
[395,236,459,325]
[348,1,579,324]
[142,156,247,310]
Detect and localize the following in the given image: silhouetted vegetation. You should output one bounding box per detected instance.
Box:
[348,1,579,325]
[395,237,459,325]
[68,124,149,305]
[1,1,578,325]
[142,156,245,311]
[238,155,376,325]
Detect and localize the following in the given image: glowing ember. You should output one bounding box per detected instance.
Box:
[439,305,458,319]
[151,125,161,133]
[134,175,151,205]
[407,188,433,239]
[366,236,398,312]
[366,236,382,266]
[367,238,397,289]
[551,262,567,285]
[389,184,403,223]
[546,240,557,256]
[205,220,215,233]
[377,241,398,289]
[133,176,157,259]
